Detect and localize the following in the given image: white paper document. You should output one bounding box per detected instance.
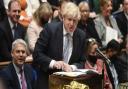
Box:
[53,71,85,77]
[106,26,118,44]
[75,69,98,74]
[53,69,98,77]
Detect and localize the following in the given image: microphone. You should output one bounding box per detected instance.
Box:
[96,48,111,64]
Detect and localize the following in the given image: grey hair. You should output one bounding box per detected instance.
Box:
[11,39,29,55]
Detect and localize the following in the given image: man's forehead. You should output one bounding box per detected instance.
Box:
[10,1,21,10]
[14,44,26,50]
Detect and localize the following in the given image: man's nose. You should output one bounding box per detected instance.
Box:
[70,20,74,25]
[19,52,23,56]
[16,15,20,20]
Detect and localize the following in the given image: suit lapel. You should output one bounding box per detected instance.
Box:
[69,29,78,63]
[122,12,128,29]
[24,65,31,89]
[100,15,107,28]
[54,22,63,59]
[109,16,117,29]
[9,63,21,89]
[3,18,14,43]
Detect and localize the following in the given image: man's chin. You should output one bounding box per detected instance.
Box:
[13,19,19,23]
[69,29,75,32]
[18,61,25,65]
[16,63,24,68]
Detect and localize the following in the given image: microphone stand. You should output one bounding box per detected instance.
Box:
[96,51,105,89]
[102,61,104,89]
[96,48,111,89]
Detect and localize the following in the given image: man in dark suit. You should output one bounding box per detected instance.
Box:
[0,0,26,61]
[78,1,101,46]
[105,39,120,89]
[114,0,128,40]
[33,2,86,89]
[112,35,128,83]
[0,39,36,89]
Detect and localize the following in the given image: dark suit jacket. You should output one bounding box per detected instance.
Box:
[78,18,101,45]
[33,22,86,89]
[114,11,128,39]
[0,0,6,21]
[113,51,128,83]
[0,63,36,89]
[0,17,26,61]
[105,61,117,89]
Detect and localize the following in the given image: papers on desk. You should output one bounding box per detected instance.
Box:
[75,69,98,74]
[53,72,85,77]
[53,69,98,77]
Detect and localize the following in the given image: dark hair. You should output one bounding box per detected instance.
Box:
[106,39,121,52]
[8,0,20,11]
[33,2,53,26]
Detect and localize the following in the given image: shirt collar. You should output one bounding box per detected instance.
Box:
[13,62,24,74]
[8,17,17,29]
[124,12,128,20]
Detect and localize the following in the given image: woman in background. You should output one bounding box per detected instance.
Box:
[94,0,123,47]
[84,38,112,89]
[27,2,53,52]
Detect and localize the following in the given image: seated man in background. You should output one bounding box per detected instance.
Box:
[114,0,128,39]
[114,0,128,48]
[0,39,36,89]
[112,35,128,84]
[78,1,101,45]
[0,0,26,61]
[105,39,120,89]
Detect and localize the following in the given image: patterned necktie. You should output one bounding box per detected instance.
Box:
[20,69,26,89]
[63,33,72,63]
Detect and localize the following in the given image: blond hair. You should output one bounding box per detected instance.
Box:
[33,2,53,26]
[62,2,81,20]
[100,0,112,7]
